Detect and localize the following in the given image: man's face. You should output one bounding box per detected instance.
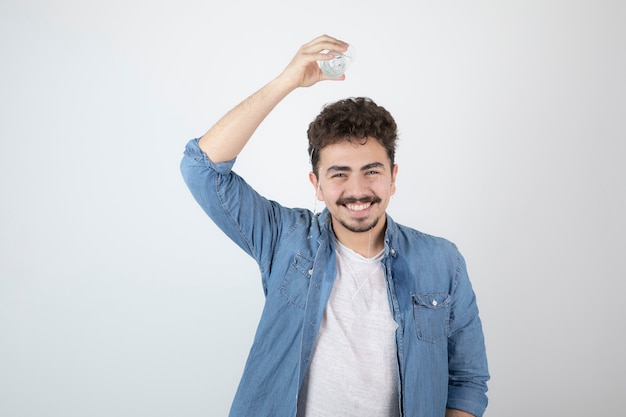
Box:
[309,138,398,237]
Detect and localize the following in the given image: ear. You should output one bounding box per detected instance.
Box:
[390,164,399,196]
[309,172,324,201]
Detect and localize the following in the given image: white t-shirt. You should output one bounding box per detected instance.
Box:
[297,241,400,417]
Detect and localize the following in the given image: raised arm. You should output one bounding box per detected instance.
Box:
[199,35,349,163]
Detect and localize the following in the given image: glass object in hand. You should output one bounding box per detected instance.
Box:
[318,45,355,78]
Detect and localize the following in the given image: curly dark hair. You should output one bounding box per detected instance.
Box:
[307,97,398,177]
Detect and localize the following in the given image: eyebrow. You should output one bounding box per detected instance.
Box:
[326,162,386,175]
[362,162,385,171]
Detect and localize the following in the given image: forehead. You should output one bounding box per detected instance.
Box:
[318,138,389,167]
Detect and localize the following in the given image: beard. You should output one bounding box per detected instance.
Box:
[338,215,382,233]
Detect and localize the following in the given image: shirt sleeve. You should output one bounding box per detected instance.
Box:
[179,138,301,278]
[446,250,490,417]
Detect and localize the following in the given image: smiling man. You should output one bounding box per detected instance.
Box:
[307,100,398,258]
[181,35,489,417]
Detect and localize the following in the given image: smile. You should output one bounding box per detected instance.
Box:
[345,202,372,212]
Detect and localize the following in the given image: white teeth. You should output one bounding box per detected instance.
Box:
[346,202,371,211]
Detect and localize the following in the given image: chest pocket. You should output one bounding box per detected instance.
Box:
[412,293,451,343]
[279,253,314,309]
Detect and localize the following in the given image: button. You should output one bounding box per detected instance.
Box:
[432,300,438,306]
[308,269,313,276]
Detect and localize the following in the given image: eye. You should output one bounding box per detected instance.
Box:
[366,170,380,176]
[331,172,347,178]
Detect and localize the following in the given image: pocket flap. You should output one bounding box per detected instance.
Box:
[412,293,450,309]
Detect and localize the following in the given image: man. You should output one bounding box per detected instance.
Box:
[181,35,489,417]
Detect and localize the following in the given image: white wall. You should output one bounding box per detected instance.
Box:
[1,1,624,416]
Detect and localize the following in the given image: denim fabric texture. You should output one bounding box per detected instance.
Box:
[181,138,489,417]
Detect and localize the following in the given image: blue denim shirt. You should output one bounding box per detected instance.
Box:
[181,138,489,417]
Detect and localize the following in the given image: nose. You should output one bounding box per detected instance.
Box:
[346,174,370,197]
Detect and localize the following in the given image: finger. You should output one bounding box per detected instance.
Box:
[301,34,349,54]
[302,47,348,66]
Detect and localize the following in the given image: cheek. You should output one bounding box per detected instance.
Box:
[325,188,341,201]
[317,183,336,202]
[372,178,393,195]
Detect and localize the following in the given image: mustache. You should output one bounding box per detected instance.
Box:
[336,196,382,206]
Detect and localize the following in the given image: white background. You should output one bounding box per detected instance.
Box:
[1,1,624,416]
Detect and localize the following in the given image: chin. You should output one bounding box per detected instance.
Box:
[340,217,380,234]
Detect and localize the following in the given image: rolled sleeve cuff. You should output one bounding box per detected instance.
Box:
[183,138,236,175]
[447,386,488,417]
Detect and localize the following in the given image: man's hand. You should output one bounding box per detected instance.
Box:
[446,408,475,417]
[198,34,348,163]
[277,34,349,89]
